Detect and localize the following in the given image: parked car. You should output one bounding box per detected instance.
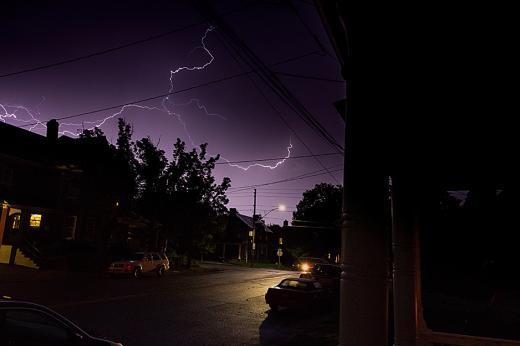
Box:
[300,263,341,293]
[0,299,122,345]
[265,278,328,311]
[293,257,329,273]
[106,252,169,278]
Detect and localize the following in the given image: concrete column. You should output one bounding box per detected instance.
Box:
[340,180,389,346]
[391,176,418,345]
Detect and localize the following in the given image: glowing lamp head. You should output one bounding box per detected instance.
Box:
[301,263,310,272]
[278,204,286,212]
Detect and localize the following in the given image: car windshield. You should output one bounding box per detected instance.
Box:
[279,280,311,290]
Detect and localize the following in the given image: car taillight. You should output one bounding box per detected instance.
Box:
[124,264,134,271]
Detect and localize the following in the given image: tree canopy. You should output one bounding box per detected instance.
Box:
[79,118,231,260]
[293,183,343,226]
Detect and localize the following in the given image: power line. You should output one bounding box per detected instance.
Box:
[286,0,338,62]
[228,166,343,191]
[229,204,296,207]
[228,195,304,198]
[228,190,304,195]
[194,0,343,154]
[227,163,343,190]
[216,152,341,165]
[274,71,345,83]
[0,5,254,79]
[212,27,341,184]
[18,50,321,128]
[195,1,341,184]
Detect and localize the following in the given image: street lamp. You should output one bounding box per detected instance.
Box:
[263,204,286,218]
[250,204,286,266]
[258,205,287,266]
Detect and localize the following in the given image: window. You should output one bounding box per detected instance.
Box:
[63,216,77,240]
[12,214,21,230]
[29,214,42,228]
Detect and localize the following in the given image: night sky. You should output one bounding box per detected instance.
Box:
[1,0,345,225]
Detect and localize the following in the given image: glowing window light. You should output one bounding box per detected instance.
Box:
[12,214,21,229]
[29,214,42,228]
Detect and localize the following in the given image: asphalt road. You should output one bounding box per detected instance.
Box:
[0,263,338,345]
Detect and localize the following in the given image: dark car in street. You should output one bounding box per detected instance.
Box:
[0,299,122,345]
[265,278,328,311]
[300,263,342,294]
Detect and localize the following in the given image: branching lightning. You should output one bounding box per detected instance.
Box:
[223,140,293,170]
[1,25,292,171]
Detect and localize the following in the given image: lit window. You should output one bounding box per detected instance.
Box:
[29,214,42,228]
[12,214,21,229]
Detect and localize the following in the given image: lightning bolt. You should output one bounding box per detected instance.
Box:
[222,139,293,171]
[0,103,47,131]
[1,25,292,171]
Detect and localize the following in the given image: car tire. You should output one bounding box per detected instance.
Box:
[157,266,164,277]
[269,304,278,312]
[132,267,142,279]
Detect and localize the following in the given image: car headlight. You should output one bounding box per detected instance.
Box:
[301,263,310,272]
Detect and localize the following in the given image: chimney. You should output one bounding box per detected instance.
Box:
[229,208,237,215]
[46,119,59,143]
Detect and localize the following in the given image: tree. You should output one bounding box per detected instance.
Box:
[293,183,343,225]
[290,183,343,259]
[162,139,230,262]
[114,118,139,210]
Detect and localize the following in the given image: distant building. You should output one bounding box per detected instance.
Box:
[218,208,275,262]
[0,120,120,269]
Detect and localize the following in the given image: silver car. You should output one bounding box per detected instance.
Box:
[106,252,169,278]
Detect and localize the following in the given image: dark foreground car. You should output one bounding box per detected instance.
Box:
[300,263,341,294]
[265,278,328,311]
[0,300,122,346]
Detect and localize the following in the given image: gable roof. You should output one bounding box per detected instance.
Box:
[235,212,272,233]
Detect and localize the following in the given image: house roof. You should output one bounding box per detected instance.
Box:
[235,212,272,233]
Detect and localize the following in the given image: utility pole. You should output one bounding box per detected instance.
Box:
[251,188,256,266]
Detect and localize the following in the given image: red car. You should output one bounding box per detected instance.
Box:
[265,278,327,311]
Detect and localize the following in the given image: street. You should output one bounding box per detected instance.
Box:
[0,263,338,345]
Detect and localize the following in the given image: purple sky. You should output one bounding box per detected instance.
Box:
[0,0,345,225]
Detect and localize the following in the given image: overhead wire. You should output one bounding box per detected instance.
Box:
[0,4,255,78]
[215,151,341,165]
[193,0,344,154]
[228,165,343,192]
[193,0,342,183]
[18,50,321,128]
[273,71,345,83]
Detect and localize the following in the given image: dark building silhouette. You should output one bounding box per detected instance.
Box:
[0,120,120,269]
[218,208,275,262]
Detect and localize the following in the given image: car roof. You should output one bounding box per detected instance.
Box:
[0,300,85,331]
[281,277,316,283]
